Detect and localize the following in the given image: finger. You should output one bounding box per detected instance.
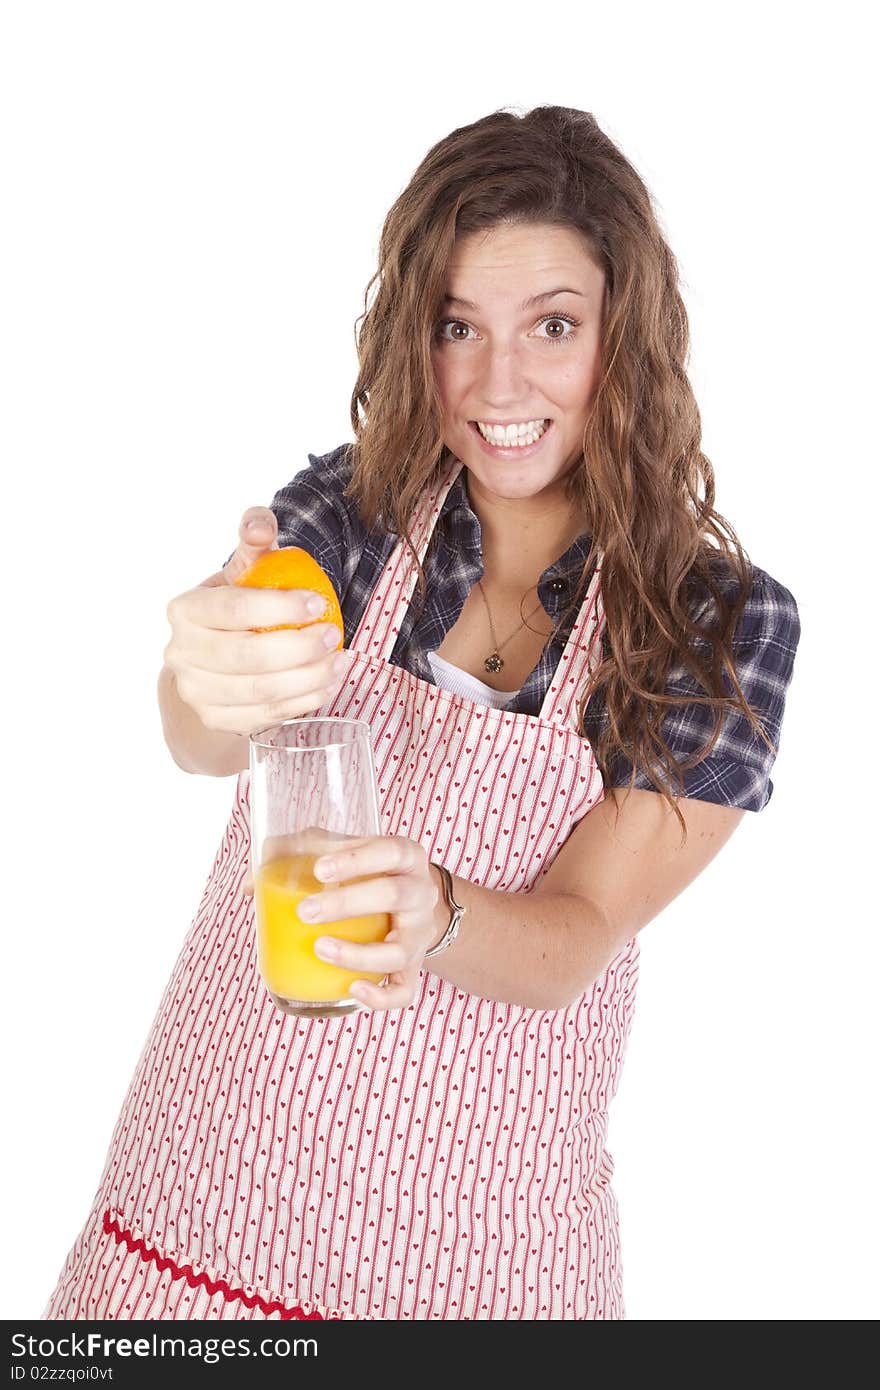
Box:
[192,682,348,736]
[166,622,344,686]
[198,509,279,589]
[246,831,367,898]
[223,508,280,584]
[239,507,279,542]
[349,971,420,1014]
[258,828,376,864]
[166,629,348,696]
[312,934,411,975]
[168,648,350,712]
[312,835,428,886]
[168,584,338,636]
[168,614,344,675]
[245,827,371,898]
[300,875,434,926]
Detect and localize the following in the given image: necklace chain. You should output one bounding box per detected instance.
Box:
[476,580,545,674]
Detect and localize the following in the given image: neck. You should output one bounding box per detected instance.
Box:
[464,470,589,589]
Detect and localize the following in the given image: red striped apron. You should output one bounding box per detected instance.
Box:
[45,457,639,1321]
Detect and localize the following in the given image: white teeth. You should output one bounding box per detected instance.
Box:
[476,419,549,447]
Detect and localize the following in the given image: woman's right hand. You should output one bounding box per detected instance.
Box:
[162,507,349,737]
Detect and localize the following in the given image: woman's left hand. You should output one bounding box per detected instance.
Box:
[245,835,442,1012]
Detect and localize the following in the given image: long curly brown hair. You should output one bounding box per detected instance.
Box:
[346,104,776,842]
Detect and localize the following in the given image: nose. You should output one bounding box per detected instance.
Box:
[476,341,531,411]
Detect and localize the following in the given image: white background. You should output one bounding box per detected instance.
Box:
[2,0,876,1322]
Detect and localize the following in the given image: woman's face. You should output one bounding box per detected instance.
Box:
[431,221,607,506]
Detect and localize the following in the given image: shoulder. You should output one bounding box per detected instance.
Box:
[269,441,357,516]
[688,553,801,677]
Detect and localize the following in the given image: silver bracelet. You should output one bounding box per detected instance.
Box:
[423,864,466,960]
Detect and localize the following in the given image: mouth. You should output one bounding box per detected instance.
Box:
[468,418,554,458]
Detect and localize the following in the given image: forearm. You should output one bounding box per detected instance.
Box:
[425,865,620,1010]
[157,666,249,777]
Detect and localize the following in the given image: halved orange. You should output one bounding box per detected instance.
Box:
[235,547,343,642]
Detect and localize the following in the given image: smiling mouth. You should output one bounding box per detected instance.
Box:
[468,419,553,448]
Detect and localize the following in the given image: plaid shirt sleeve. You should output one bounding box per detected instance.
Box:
[601,566,801,812]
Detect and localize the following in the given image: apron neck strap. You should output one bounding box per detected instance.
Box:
[350,456,465,662]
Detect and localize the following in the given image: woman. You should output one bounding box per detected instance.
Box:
[44,105,800,1321]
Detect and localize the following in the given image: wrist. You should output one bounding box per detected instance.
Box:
[424,862,466,960]
[426,863,449,951]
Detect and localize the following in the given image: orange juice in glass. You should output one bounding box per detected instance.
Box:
[254,850,389,1010]
[249,718,389,1018]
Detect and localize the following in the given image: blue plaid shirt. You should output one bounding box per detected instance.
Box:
[254,443,800,813]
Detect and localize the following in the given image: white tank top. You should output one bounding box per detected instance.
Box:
[427,650,520,708]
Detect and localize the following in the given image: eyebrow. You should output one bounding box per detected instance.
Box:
[442,287,586,311]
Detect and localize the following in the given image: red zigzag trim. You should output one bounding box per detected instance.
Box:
[102,1211,327,1321]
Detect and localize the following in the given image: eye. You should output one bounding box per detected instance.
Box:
[534,313,579,344]
[433,318,474,342]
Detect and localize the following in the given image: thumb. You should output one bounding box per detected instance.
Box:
[202,507,279,588]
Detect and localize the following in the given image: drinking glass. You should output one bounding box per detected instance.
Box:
[249,718,389,1018]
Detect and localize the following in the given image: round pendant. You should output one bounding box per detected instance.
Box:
[484,653,504,674]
